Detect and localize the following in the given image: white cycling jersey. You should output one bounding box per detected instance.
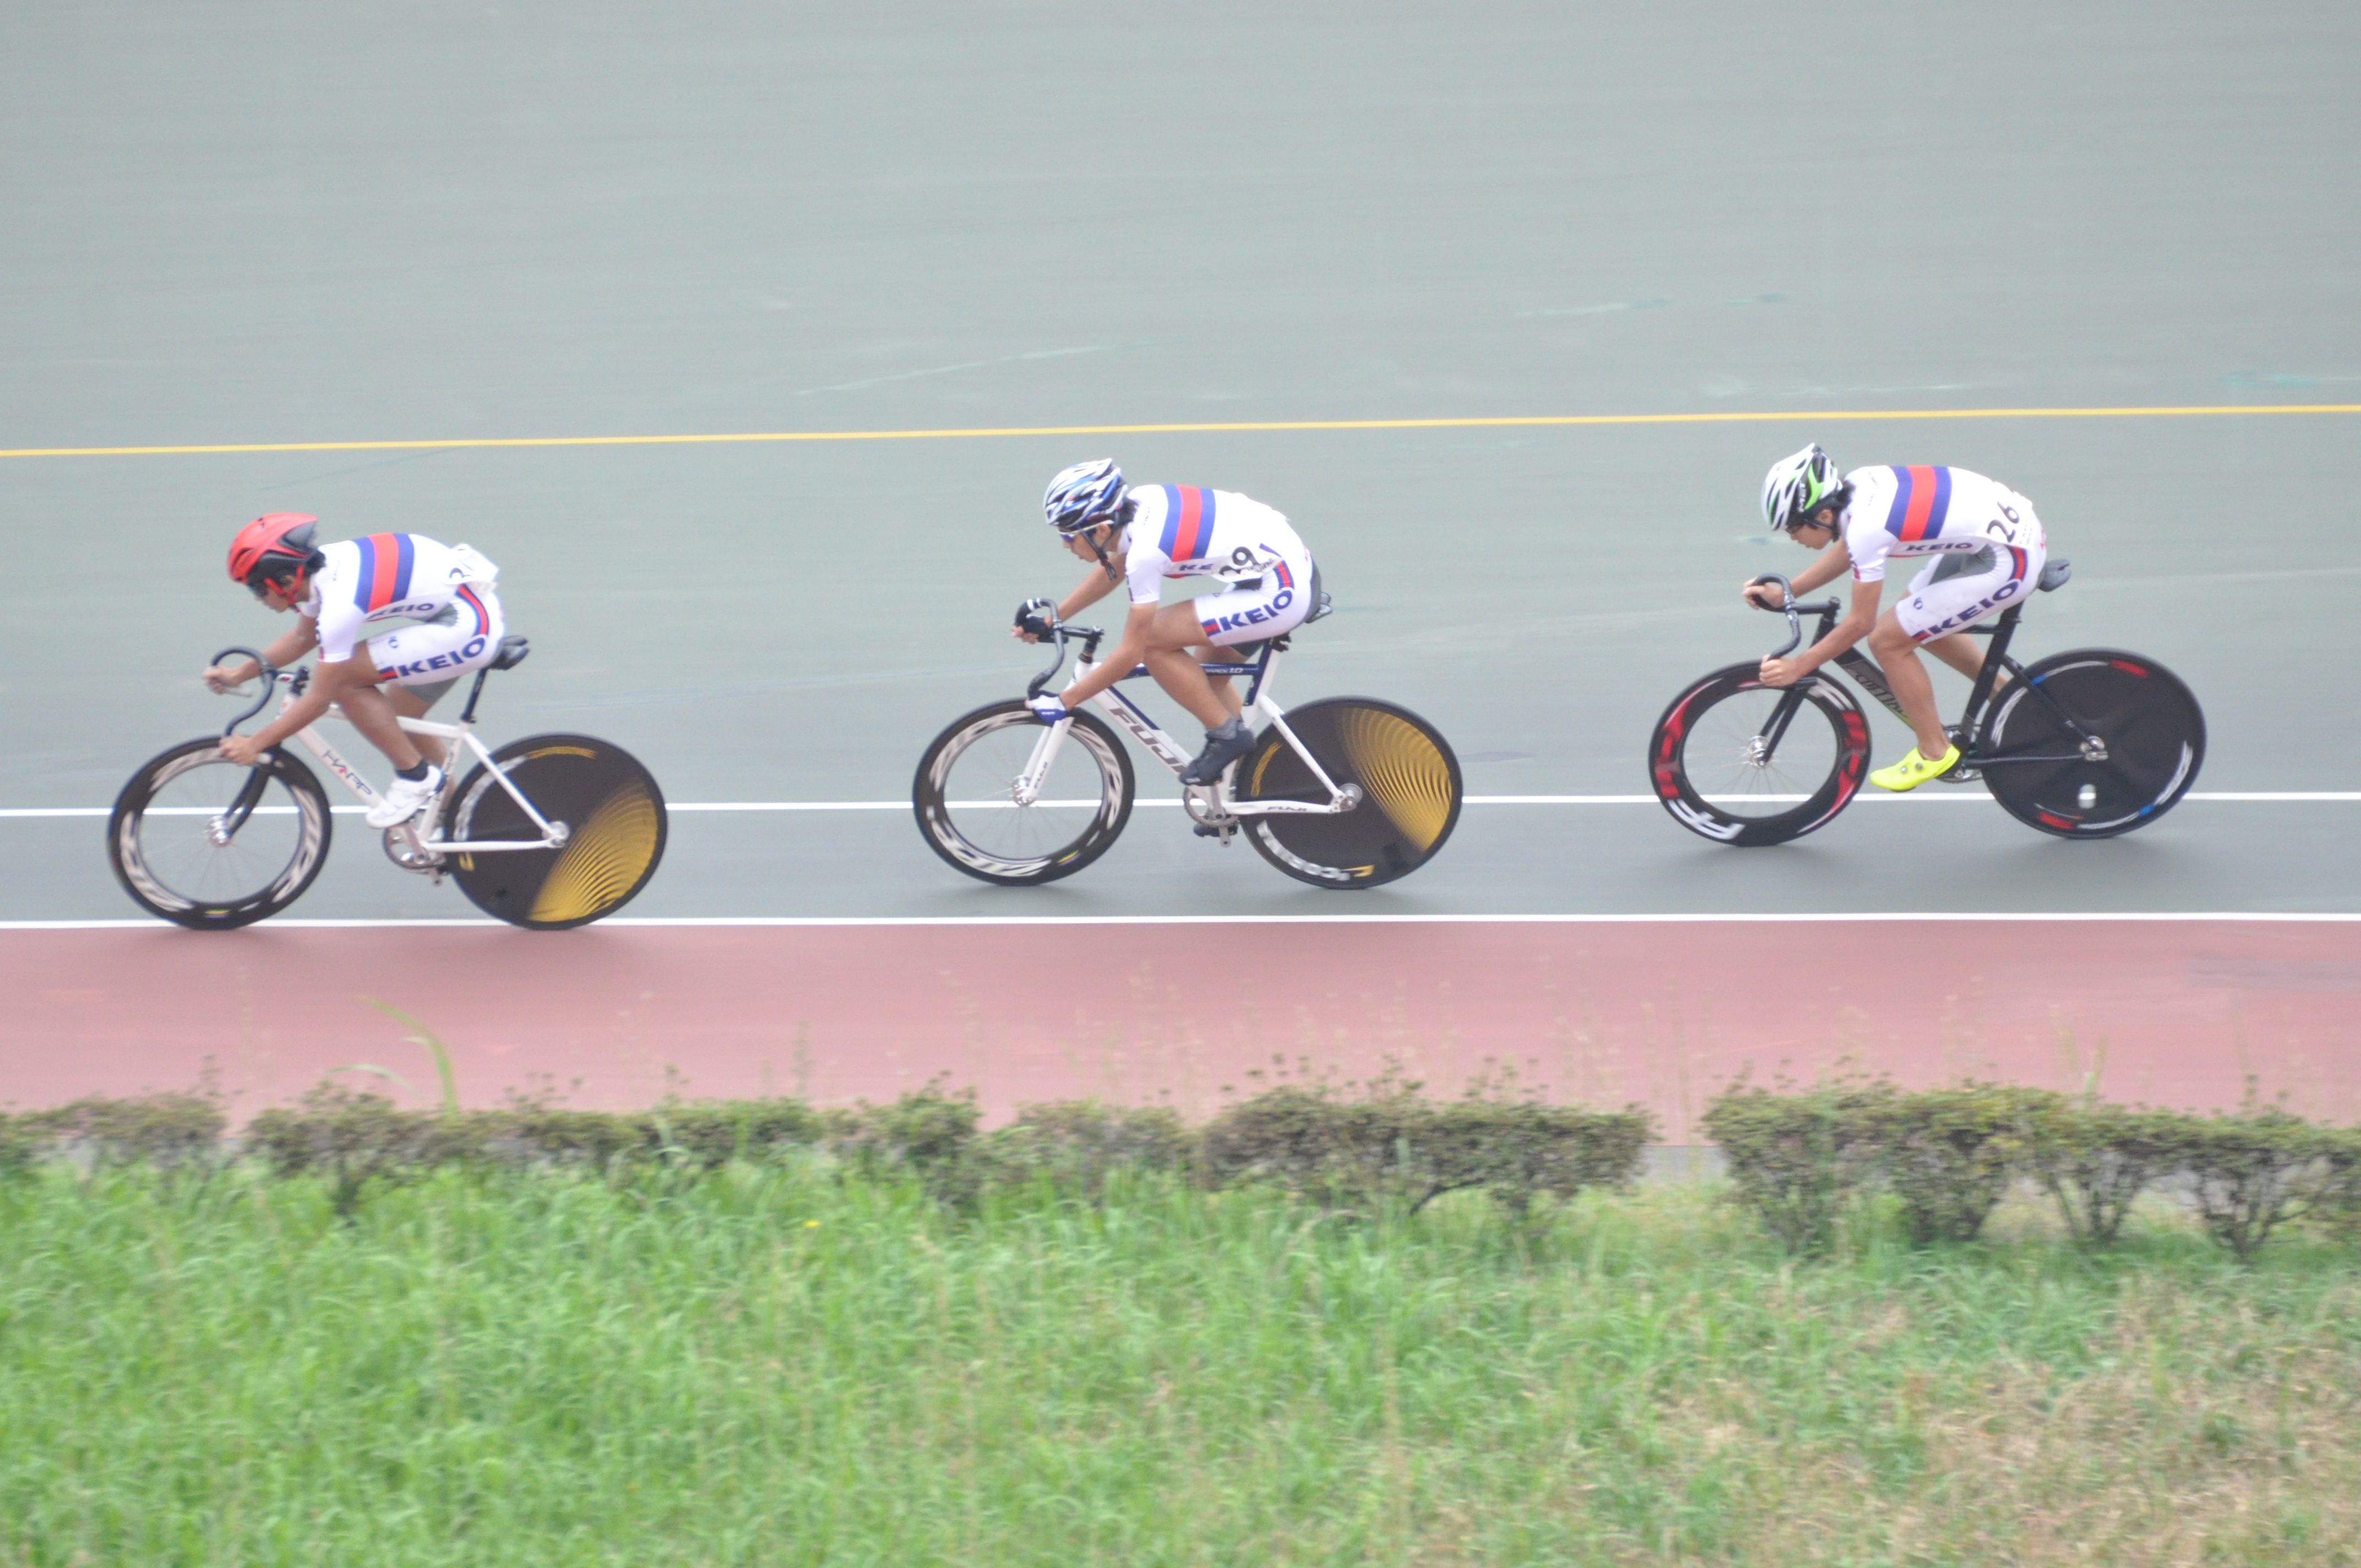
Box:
[1837,466,2045,584]
[1118,486,1308,608]
[297,533,500,665]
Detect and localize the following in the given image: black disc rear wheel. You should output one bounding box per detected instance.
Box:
[450,734,667,928]
[1238,698,1460,889]
[1980,651,2204,839]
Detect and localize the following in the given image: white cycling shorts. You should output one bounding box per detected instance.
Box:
[1189,549,1315,648]
[364,584,506,690]
[1895,540,2047,644]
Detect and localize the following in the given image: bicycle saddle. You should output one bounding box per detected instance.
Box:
[2037,559,2072,592]
[491,634,531,670]
[1305,563,1334,623]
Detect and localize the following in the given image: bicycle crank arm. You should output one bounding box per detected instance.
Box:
[1225,786,1363,818]
[1962,751,2108,769]
[425,833,572,854]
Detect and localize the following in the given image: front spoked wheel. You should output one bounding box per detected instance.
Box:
[1980,650,2204,839]
[1238,698,1461,889]
[1649,664,1870,846]
[914,702,1135,885]
[449,734,667,928]
[107,738,334,928]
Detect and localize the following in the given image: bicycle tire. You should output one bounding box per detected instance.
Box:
[449,734,667,928]
[1238,698,1461,889]
[1979,650,2204,839]
[107,738,333,929]
[913,701,1134,885]
[1649,663,1870,846]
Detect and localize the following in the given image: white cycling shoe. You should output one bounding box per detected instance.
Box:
[366,764,445,829]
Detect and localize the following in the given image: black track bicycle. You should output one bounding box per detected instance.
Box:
[915,619,1460,889]
[1647,561,2205,846]
[108,637,667,929]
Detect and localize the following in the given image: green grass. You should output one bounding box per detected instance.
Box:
[2,1168,2356,1566]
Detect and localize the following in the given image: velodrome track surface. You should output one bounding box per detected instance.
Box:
[4,2,2358,1123]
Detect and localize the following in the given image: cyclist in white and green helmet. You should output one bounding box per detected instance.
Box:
[1746,444,2049,791]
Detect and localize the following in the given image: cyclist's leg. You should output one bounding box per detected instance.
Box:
[1864,613,1955,761]
[385,682,458,767]
[1161,561,1313,781]
[320,662,428,771]
[1138,604,1233,729]
[1183,556,1311,663]
[1922,633,1988,683]
[363,589,506,771]
[1884,543,2045,755]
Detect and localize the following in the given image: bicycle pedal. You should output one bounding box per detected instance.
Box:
[1935,766,1982,785]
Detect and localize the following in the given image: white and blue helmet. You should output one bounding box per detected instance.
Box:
[1043,459,1128,533]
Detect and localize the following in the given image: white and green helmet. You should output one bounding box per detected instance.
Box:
[1761,444,1848,533]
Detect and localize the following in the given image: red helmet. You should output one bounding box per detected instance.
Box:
[227,514,322,593]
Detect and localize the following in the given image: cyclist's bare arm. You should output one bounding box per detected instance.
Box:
[204,620,318,691]
[1740,537,1849,608]
[219,652,422,772]
[1762,577,1882,687]
[1013,553,1130,646]
[1055,600,1161,708]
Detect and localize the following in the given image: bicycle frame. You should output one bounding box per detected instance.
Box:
[1744,574,2106,770]
[214,650,567,859]
[1013,625,1357,822]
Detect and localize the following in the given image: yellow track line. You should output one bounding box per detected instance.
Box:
[4,404,2357,459]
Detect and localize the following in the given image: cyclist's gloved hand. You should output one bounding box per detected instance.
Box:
[1014,598,1058,641]
[1027,694,1069,726]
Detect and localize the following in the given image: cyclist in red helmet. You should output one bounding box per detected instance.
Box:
[208,514,506,828]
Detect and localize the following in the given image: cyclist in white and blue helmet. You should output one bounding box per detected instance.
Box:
[1015,458,1320,786]
[1744,443,2050,791]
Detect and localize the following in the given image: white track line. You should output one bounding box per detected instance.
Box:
[4,912,2359,932]
[6,791,2358,819]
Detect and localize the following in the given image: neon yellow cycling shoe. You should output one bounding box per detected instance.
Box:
[1869,744,1961,792]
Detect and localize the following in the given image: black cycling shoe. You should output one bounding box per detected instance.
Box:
[1180,721,1255,785]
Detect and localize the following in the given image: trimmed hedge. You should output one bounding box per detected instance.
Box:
[1698,1078,1891,1255]
[0,1077,1650,1223]
[16,1091,229,1173]
[1704,1078,2361,1261]
[6,1077,2355,1260]
[1198,1081,1652,1217]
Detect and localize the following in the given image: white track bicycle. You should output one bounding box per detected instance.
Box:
[108,636,666,929]
[914,618,1461,888]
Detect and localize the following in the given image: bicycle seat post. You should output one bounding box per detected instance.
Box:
[459,669,490,725]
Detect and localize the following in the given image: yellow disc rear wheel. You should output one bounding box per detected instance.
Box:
[450,734,667,929]
[1237,698,1461,889]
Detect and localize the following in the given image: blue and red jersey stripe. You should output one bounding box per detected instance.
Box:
[1157,486,1216,562]
[1883,466,1954,543]
[352,533,416,611]
[455,584,490,634]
